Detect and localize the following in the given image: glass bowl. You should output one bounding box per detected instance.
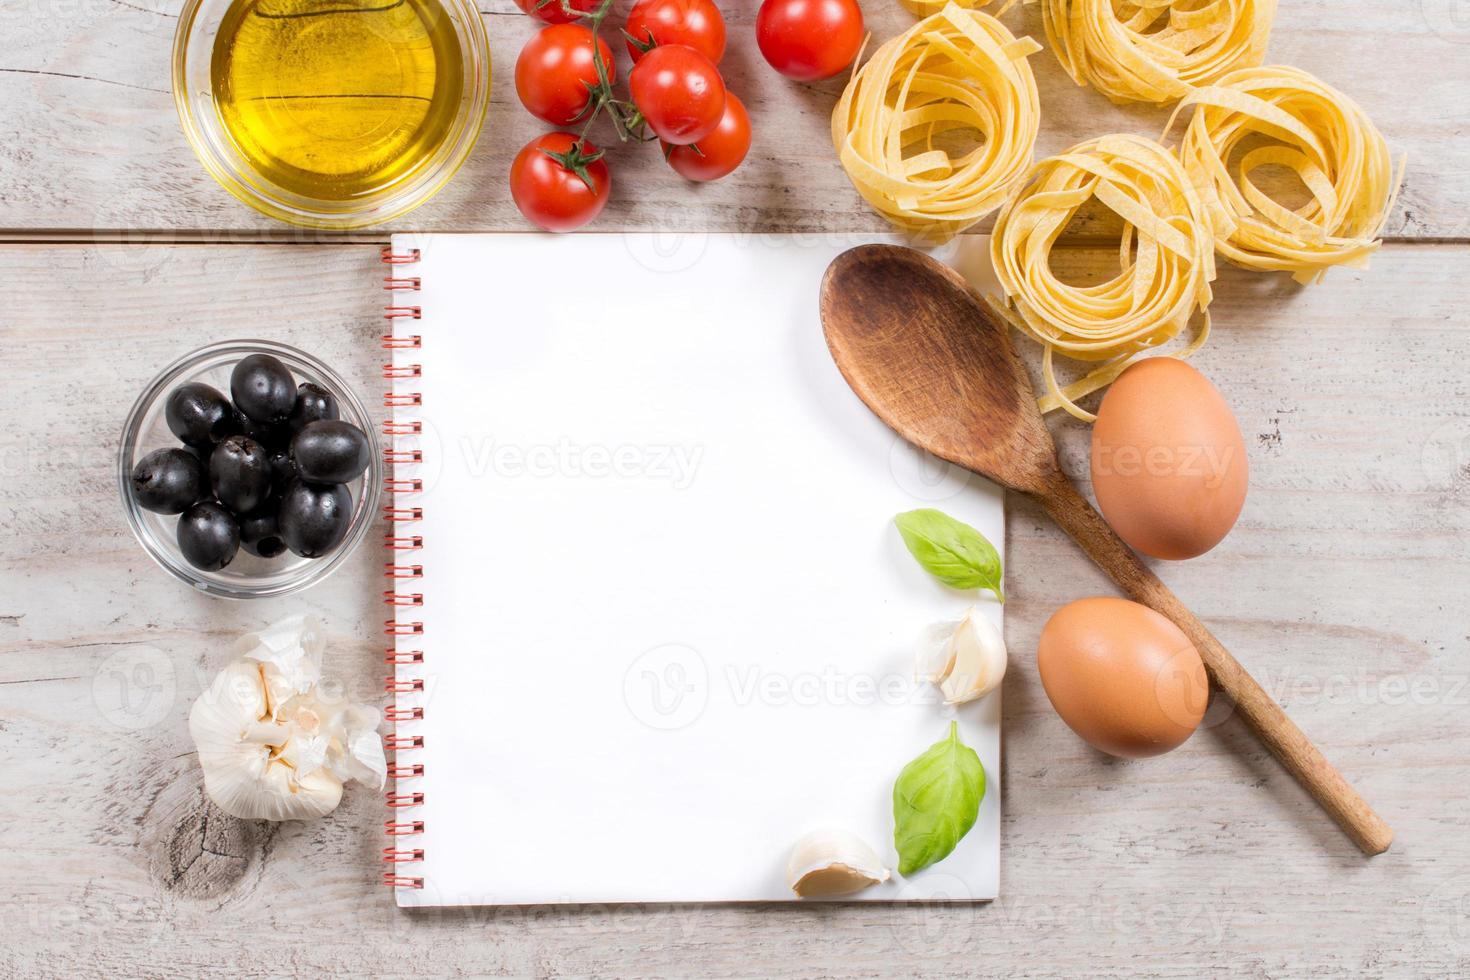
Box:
[119,340,381,599]
[172,0,490,229]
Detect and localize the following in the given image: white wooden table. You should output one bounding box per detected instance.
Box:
[3,2,1469,977]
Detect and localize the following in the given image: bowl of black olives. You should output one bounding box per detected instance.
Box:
[119,340,380,598]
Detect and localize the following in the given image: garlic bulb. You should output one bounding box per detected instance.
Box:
[917,606,1007,705]
[787,828,889,897]
[189,616,386,821]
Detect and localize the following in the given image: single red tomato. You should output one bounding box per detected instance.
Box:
[628,43,726,145]
[624,0,727,65]
[755,0,863,81]
[514,0,598,26]
[515,24,615,126]
[663,92,750,181]
[509,133,611,233]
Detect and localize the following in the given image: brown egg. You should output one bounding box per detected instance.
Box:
[1090,359,1248,560]
[1037,597,1208,759]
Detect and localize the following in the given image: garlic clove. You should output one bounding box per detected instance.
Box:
[938,608,1007,705]
[915,620,959,684]
[203,753,343,822]
[342,727,389,788]
[787,828,889,898]
[234,614,325,698]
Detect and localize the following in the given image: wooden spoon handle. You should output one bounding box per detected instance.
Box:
[1036,476,1393,855]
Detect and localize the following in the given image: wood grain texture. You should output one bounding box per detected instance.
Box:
[1,241,1467,977]
[0,0,1464,238]
[823,244,1393,854]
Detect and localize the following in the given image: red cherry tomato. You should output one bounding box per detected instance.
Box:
[628,43,726,146]
[663,92,750,181]
[515,24,615,126]
[514,0,598,26]
[509,133,611,233]
[755,0,863,81]
[624,0,727,65]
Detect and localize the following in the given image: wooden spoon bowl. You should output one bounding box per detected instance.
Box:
[821,243,1392,855]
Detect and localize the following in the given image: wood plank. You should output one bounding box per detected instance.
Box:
[0,1,1462,238]
[1,240,1467,976]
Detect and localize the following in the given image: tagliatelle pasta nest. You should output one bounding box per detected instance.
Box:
[832,2,1042,241]
[1167,65,1404,284]
[989,133,1216,421]
[1042,0,1276,105]
[898,0,996,20]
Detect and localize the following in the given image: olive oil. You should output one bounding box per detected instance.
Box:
[211,0,465,201]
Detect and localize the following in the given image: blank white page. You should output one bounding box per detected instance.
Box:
[388,232,1004,906]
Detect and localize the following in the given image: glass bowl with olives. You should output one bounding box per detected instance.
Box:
[119,340,381,599]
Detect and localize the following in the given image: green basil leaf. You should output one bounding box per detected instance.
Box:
[893,508,1004,602]
[892,721,986,876]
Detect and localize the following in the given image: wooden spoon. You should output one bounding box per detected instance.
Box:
[821,243,1392,855]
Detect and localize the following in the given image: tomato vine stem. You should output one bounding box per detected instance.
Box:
[571,0,656,149]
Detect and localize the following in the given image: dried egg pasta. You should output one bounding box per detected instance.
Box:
[832,2,1042,240]
[989,133,1216,421]
[1167,65,1403,284]
[899,0,997,20]
[1042,0,1276,105]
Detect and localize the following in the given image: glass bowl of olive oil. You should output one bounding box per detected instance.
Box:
[173,0,489,228]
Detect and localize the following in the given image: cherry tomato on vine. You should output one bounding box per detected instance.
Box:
[663,92,750,181]
[509,133,611,233]
[628,43,726,146]
[755,0,863,82]
[624,0,726,65]
[514,0,598,26]
[515,24,615,126]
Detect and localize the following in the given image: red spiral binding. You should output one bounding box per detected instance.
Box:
[386,790,424,806]
[385,735,425,750]
[385,706,424,722]
[383,847,426,863]
[383,873,425,889]
[381,245,421,264]
[381,245,426,890]
[385,619,424,636]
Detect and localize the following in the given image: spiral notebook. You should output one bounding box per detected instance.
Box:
[381,232,1005,906]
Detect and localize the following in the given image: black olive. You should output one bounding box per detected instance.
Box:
[131,448,208,514]
[210,435,273,514]
[288,382,340,432]
[291,420,371,484]
[177,501,240,571]
[238,507,287,559]
[267,446,297,496]
[278,481,353,558]
[165,382,239,445]
[230,353,296,425]
[180,441,213,465]
[232,409,292,451]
